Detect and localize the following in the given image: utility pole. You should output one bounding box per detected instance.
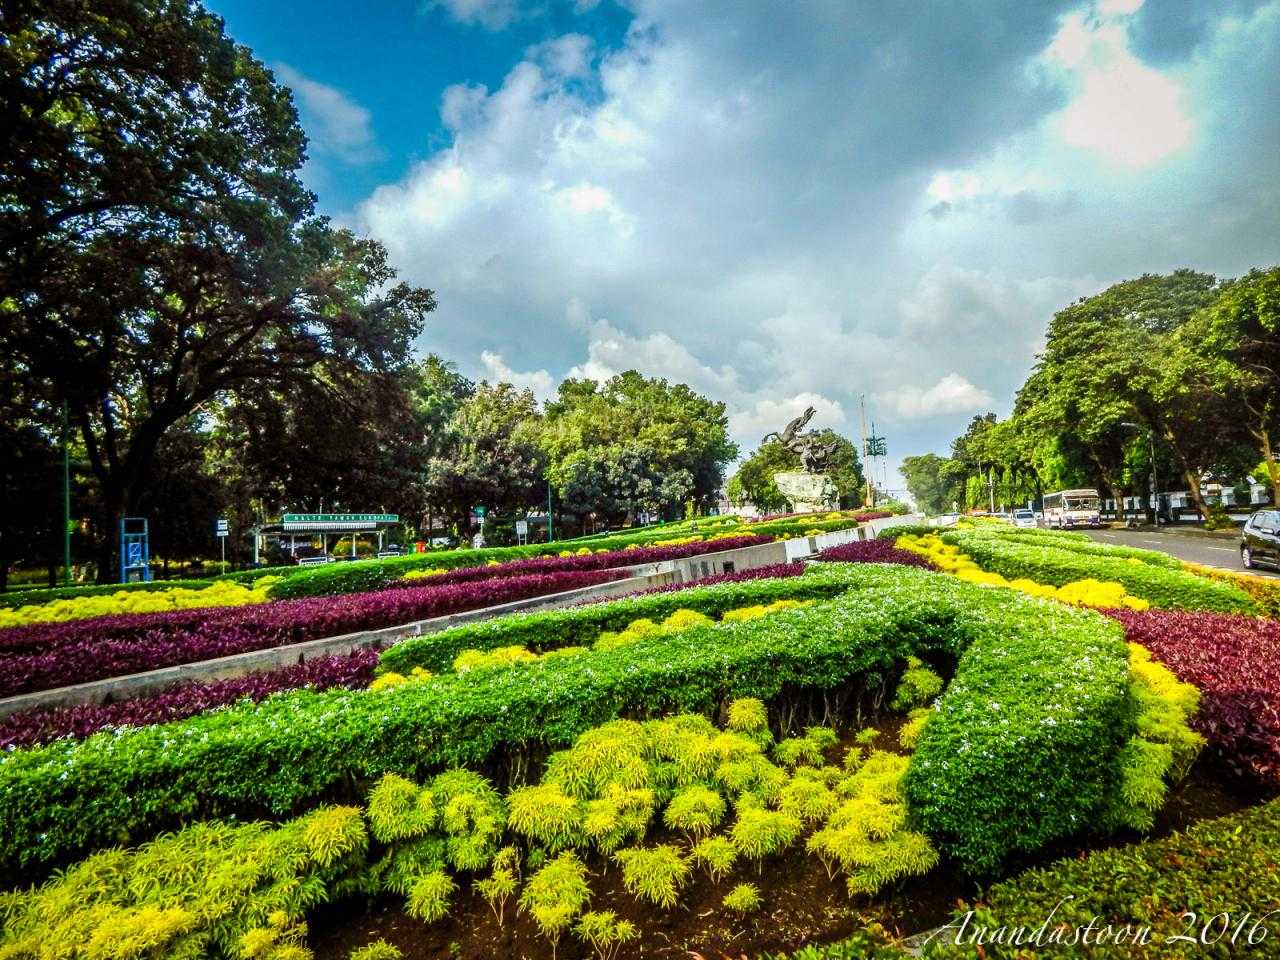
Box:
[547,481,554,542]
[62,401,72,585]
[1149,430,1160,526]
[988,467,996,514]
[859,395,873,507]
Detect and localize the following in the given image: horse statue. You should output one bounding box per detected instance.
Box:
[762,406,836,474]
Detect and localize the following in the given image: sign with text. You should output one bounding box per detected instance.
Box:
[515,519,529,537]
[281,513,399,524]
[216,518,229,537]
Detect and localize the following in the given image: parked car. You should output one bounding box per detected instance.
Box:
[1013,509,1037,528]
[1241,509,1280,569]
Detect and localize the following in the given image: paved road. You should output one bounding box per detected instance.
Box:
[1082,527,1280,578]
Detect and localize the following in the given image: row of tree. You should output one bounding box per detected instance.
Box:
[0,0,737,585]
[901,267,1280,519]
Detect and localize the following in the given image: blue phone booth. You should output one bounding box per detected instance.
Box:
[120,517,153,583]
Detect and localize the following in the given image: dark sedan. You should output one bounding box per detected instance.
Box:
[1242,510,1280,569]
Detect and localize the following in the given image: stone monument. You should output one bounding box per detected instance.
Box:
[762,406,840,514]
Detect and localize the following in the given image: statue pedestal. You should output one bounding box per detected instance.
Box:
[773,472,838,514]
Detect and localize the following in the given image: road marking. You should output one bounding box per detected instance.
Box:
[1204,546,1235,553]
[1140,539,1164,545]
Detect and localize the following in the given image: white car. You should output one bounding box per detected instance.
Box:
[1013,509,1037,528]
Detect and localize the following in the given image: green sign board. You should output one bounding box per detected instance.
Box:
[473,506,487,518]
[281,513,399,524]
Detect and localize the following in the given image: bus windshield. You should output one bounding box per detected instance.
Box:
[1064,497,1099,511]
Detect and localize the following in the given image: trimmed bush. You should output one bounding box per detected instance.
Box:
[270,533,774,600]
[939,529,1254,613]
[816,538,939,569]
[0,563,1132,881]
[0,568,628,696]
[0,649,380,750]
[926,799,1280,958]
[0,578,214,610]
[1108,608,1280,789]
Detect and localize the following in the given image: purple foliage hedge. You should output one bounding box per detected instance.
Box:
[816,538,939,570]
[0,649,379,750]
[592,562,809,603]
[0,568,627,697]
[1108,608,1280,789]
[393,534,775,587]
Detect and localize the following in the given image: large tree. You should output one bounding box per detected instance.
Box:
[424,382,546,531]
[542,372,738,523]
[1169,268,1280,499]
[1,2,436,578]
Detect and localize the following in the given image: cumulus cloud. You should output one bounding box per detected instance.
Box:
[427,0,520,30]
[1042,7,1193,168]
[274,63,380,165]
[480,351,555,402]
[878,375,995,420]
[345,1,1280,488]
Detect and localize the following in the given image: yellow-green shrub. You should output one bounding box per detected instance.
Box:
[0,578,277,628]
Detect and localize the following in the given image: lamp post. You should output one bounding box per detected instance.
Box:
[62,401,72,585]
[546,481,553,543]
[1121,422,1159,526]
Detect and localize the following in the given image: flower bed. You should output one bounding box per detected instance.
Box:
[394,534,774,589]
[0,578,277,629]
[0,649,380,750]
[0,569,629,697]
[938,529,1254,613]
[815,538,938,569]
[603,562,807,600]
[0,577,215,610]
[1107,608,1280,789]
[929,798,1280,958]
[0,563,1132,880]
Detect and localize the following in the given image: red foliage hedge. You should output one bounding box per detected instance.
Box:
[1108,608,1280,788]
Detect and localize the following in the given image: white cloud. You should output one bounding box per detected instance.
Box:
[531,33,594,79]
[428,0,519,30]
[480,351,555,402]
[274,64,380,165]
[878,374,994,420]
[345,4,1280,489]
[1041,8,1192,168]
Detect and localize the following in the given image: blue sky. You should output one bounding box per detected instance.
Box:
[206,0,1280,490]
[210,0,632,210]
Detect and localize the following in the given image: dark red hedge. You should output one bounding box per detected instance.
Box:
[1108,608,1280,789]
[816,538,939,570]
[0,649,379,750]
[0,568,628,697]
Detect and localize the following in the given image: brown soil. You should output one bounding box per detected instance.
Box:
[309,715,1270,960]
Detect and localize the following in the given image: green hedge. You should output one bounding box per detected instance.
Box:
[926,798,1280,958]
[0,564,1132,884]
[0,578,215,610]
[964,527,1181,568]
[263,515,869,600]
[941,530,1254,614]
[376,574,852,675]
[761,926,907,958]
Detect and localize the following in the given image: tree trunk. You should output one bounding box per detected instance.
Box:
[1251,424,1280,506]
[1163,430,1211,521]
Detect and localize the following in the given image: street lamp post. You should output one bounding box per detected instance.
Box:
[1121,422,1159,526]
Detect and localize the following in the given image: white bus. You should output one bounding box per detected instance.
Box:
[1042,488,1102,529]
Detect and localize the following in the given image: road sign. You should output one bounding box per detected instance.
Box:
[515,519,528,537]
[282,513,398,524]
[216,518,229,537]
[473,506,487,518]
[127,542,142,565]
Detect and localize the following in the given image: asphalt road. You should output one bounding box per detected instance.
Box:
[1082,526,1278,577]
